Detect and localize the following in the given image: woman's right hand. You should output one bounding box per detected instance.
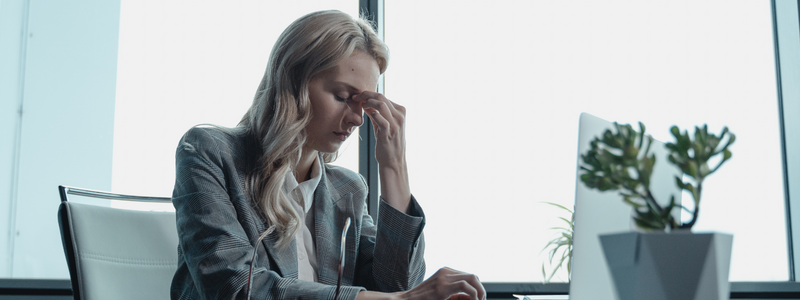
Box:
[398,267,486,300]
[356,267,485,300]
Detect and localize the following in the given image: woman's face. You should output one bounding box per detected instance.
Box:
[305,51,380,153]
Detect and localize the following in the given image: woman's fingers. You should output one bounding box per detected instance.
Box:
[436,269,485,300]
[402,267,486,300]
[353,91,404,128]
[447,294,472,300]
[353,91,406,168]
[366,108,389,134]
[442,280,478,300]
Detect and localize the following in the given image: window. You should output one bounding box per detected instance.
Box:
[112,0,361,197]
[0,0,359,279]
[385,0,786,282]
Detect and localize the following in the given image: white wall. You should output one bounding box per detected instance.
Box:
[0,0,120,278]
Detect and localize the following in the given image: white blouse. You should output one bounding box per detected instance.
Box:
[283,156,322,282]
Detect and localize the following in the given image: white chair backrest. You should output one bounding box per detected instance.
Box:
[59,188,177,300]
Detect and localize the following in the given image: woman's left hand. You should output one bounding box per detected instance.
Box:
[353,91,411,213]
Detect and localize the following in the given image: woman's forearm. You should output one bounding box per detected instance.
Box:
[379,162,411,214]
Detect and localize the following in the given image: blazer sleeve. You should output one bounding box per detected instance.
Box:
[352,189,427,291]
[171,127,366,300]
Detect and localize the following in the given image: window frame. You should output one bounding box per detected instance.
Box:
[775,0,800,283]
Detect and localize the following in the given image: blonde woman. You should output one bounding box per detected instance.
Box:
[170,10,485,300]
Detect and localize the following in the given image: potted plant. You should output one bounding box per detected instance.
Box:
[580,121,735,300]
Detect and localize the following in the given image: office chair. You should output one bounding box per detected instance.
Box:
[58,185,177,300]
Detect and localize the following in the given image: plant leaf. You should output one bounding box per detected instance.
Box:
[541,201,574,214]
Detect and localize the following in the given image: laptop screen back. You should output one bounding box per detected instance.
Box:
[568,113,682,300]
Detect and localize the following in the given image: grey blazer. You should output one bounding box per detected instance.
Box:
[170,126,426,300]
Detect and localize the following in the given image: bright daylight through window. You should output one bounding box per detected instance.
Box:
[0,0,790,285]
[385,0,785,282]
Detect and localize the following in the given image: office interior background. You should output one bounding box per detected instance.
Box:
[1,0,800,297]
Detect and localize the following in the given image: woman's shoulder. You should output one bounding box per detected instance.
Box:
[179,124,246,146]
[176,125,248,161]
[181,124,243,143]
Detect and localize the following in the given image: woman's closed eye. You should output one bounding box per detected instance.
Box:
[334,94,349,102]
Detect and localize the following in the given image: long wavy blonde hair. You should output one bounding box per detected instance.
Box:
[239,10,388,247]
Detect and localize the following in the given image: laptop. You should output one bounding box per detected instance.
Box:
[568,113,682,300]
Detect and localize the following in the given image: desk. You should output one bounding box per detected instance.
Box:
[484,281,800,300]
[0,279,72,299]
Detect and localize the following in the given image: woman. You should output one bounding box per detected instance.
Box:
[170,10,485,300]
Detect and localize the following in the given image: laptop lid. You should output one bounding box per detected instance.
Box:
[568,112,682,300]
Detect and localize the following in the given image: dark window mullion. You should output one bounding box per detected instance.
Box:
[772,0,800,282]
[359,0,381,220]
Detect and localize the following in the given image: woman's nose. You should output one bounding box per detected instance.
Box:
[345,99,363,126]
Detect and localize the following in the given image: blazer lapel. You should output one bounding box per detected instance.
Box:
[314,168,357,285]
[261,223,298,279]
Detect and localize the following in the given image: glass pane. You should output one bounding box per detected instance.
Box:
[0,1,362,279]
[112,0,360,197]
[385,0,786,282]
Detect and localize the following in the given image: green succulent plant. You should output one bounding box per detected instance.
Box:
[579,122,735,231]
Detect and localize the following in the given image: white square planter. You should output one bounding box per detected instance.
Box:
[599,232,733,300]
